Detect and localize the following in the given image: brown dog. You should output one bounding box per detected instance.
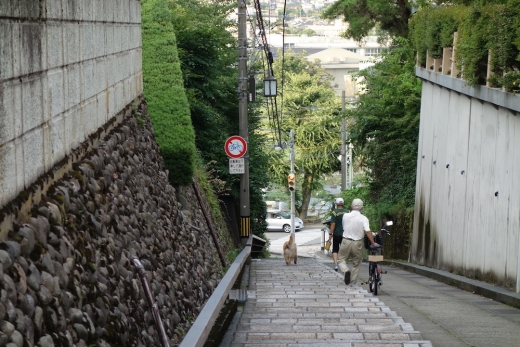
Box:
[283,234,297,265]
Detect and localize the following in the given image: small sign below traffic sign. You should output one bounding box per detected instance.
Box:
[229,158,245,174]
[224,135,247,158]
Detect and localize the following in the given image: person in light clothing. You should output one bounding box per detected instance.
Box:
[338,198,378,285]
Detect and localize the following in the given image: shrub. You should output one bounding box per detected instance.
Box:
[410,1,520,86]
[502,70,520,92]
[141,0,196,186]
[409,5,468,67]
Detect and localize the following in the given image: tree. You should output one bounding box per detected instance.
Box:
[168,0,238,178]
[344,38,421,258]
[167,0,270,239]
[268,52,342,218]
[321,0,415,41]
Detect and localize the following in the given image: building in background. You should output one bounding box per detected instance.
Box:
[265,19,387,97]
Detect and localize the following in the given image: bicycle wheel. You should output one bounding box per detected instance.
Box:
[370,264,378,295]
[368,263,373,292]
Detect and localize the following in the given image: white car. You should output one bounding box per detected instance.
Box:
[266,210,304,233]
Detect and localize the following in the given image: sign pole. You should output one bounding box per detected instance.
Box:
[238,0,250,245]
[341,91,347,191]
[289,129,295,240]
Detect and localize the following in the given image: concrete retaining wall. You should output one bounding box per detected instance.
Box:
[412,67,520,293]
[0,0,143,209]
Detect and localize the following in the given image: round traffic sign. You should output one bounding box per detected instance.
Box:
[224,136,247,158]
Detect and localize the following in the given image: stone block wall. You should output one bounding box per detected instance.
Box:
[0,0,143,209]
[0,103,235,346]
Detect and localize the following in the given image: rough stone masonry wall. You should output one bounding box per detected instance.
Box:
[0,0,143,209]
[0,103,235,347]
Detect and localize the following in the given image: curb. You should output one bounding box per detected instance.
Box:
[388,261,520,310]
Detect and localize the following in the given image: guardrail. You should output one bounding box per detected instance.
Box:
[178,234,253,347]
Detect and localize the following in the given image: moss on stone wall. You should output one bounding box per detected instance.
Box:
[141,0,196,186]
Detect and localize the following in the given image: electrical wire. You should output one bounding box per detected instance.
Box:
[251,0,283,147]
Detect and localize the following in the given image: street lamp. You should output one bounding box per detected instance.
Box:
[263,74,277,97]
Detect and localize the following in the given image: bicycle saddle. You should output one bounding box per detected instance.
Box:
[369,244,382,250]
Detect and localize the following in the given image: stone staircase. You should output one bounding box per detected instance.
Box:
[229,258,432,347]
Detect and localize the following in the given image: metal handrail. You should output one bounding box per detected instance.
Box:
[179,234,252,347]
[131,256,170,347]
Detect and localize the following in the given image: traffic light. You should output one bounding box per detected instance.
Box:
[288,173,296,191]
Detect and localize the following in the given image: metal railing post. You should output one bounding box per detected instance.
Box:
[131,257,170,347]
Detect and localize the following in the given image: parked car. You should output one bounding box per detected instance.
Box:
[266,210,304,233]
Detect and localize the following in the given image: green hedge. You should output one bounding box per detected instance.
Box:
[141,0,196,185]
[410,5,469,66]
[410,1,520,88]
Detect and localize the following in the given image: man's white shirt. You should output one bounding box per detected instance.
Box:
[342,210,370,240]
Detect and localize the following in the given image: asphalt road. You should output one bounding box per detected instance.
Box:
[265,227,520,347]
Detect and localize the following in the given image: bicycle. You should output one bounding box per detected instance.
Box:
[365,221,392,295]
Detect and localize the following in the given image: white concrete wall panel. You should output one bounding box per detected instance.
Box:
[448,93,470,271]
[64,24,80,66]
[412,81,435,263]
[427,84,444,265]
[48,70,65,119]
[21,23,44,76]
[437,88,452,268]
[0,143,16,205]
[493,108,512,283]
[414,76,520,291]
[45,0,62,20]
[23,128,45,188]
[463,99,483,276]
[0,22,13,80]
[443,88,459,270]
[46,23,64,69]
[0,0,143,209]
[0,83,15,144]
[11,23,21,77]
[509,114,520,289]
[479,103,498,276]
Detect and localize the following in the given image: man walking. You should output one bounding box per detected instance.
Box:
[338,198,378,285]
[328,198,349,271]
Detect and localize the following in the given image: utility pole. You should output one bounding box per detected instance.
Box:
[341,91,347,190]
[238,0,250,245]
[289,129,296,238]
[348,143,354,189]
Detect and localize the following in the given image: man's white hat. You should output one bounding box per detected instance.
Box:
[335,198,344,205]
[351,198,363,208]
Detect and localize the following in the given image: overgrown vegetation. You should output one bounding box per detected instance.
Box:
[165,0,271,245]
[339,39,422,260]
[410,0,520,88]
[141,0,196,186]
[193,152,237,260]
[322,0,418,41]
[409,5,469,66]
[266,51,342,218]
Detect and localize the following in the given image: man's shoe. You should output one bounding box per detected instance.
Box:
[344,271,351,285]
[334,265,338,271]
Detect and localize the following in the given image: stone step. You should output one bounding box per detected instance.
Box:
[230,341,433,347]
[239,317,406,324]
[228,259,432,347]
[238,322,414,332]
